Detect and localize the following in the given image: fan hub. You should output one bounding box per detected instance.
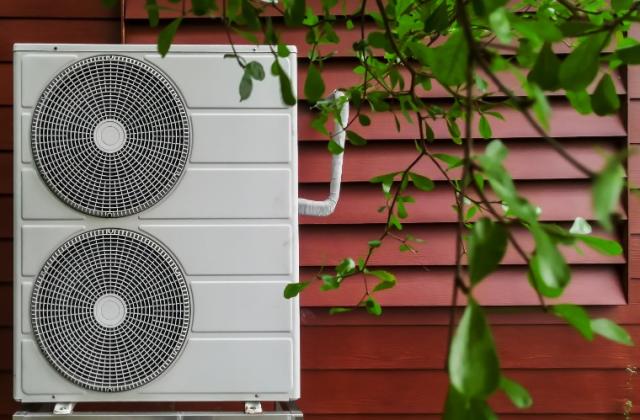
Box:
[93,119,126,153]
[93,294,126,328]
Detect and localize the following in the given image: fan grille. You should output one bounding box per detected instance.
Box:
[31,229,191,392]
[31,55,190,218]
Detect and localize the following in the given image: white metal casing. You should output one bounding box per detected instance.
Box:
[13,44,300,403]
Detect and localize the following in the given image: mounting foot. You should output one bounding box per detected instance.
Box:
[245,401,263,414]
[52,403,75,415]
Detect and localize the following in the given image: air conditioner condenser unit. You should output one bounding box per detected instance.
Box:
[13,44,347,405]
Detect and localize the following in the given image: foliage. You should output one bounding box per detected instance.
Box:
[127,0,639,416]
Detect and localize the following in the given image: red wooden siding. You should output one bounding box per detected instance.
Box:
[125,2,637,417]
[0,0,636,419]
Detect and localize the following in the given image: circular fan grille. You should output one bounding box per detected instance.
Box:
[31,229,191,392]
[31,55,190,218]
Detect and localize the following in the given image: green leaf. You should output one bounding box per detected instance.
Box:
[245,61,265,81]
[191,0,215,15]
[577,235,623,256]
[320,274,340,290]
[424,0,450,33]
[370,172,398,184]
[529,225,571,297]
[489,8,511,43]
[284,0,306,26]
[593,157,624,231]
[433,153,463,169]
[146,0,159,27]
[284,281,309,298]
[157,18,182,57]
[499,376,533,409]
[467,218,508,285]
[427,32,468,86]
[369,270,397,292]
[239,73,253,101]
[590,74,620,116]
[478,115,492,139]
[613,0,633,11]
[409,172,435,191]
[617,44,640,64]
[365,296,382,316]
[368,239,382,248]
[272,60,297,106]
[559,33,607,91]
[304,63,325,103]
[346,130,367,146]
[444,385,498,420]
[367,32,391,50]
[329,307,354,315]
[327,140,344,154]
[526,82,551,130]
[528,43,561,91]
[449,300,501,398]
[591,318,634,346]
[566,90,593,114]
[552,304,593,340]
[336,258,356,275]
[358,114,371,126]
[277,43,290,58]
[513,18,563,42]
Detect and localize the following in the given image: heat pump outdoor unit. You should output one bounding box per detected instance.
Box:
[13,44,347,407]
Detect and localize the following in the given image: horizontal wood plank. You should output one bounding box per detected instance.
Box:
[0,106,10,150]
[299,266,625,307]
[298,102,627,141]
[125,0,182,19]
[298,224,624,267]
[300,140,616,182]
[299,369,630,414]
[630,234,640,278]
[0,0,119,18]
[0,19,120,62]
[125,20,607,56]
[301,324,639,369]
[0,154,11,194]
[295,62,624,100]
[0,65,11,105]
[299,181,607,224]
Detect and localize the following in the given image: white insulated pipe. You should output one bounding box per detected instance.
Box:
[298,90,349,217]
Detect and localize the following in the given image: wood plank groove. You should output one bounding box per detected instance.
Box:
[299,304,640,326]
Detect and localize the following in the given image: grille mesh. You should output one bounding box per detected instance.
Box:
[31,55,190,218]
[31,229,191,392]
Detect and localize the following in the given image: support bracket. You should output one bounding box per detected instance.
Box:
[52,403,75,415]
[244,401,263,414]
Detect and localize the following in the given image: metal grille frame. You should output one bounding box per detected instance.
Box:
[30,229,192,393]
[30,55,191,218]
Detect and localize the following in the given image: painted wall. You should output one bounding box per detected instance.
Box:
[0,0,638,417]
